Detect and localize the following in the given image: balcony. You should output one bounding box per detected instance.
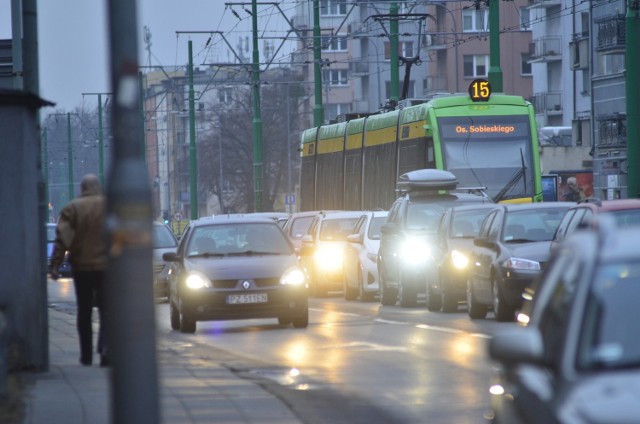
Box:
[424,75,448,94]
[569,33,589,70]
[350,61,369,75]
[423,34,447,51]
[531,91,563,116]
[528,0,561,8]
[596,15,625,54]
[529,37,562,63]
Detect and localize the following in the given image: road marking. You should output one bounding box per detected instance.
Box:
[321,341,407,352]
[415,324,464,334]
[373,318,410,325]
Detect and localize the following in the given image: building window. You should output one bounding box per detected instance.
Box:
[323,69,349,86]
[463,55,489,77]
[321,36,348,51]
[320,0,347,16]
[521,53,532,75]
[596,53,624,76]
[218,88,232,103]
[462,9,489,32]
[325,103,350,120]
[598,116,626,146]
[384,41,415,60]
[520,7,530,30]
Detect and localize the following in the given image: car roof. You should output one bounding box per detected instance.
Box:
[406,192,491,203]
[318,211,369,220]
[499,202,575,212]
[191,216,278,227]
[572,198,640,212]
[449,204,500,213]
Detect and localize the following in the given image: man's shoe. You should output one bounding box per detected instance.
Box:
[100,354,111,367]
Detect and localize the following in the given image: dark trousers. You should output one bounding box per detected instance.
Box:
[72,270,106,364]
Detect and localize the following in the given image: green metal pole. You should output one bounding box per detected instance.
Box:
[312,0,324,126]
[43,127,49,213]
[139,71,147,165]
[488,0,503,92]
[626,0,639,198]
[66,112,74,200]
[98,94,105,186]
[389,1,399,103]
[251,0,264,212]
[188,40,199,219]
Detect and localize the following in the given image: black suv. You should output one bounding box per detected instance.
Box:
[377,169,492,307]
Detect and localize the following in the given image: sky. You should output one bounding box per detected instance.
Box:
[1,0,297,112]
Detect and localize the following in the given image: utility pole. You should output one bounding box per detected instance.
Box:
[251,0,264,212]
[389,1,400,104]
[66,112,74,200]
[188,40,199,219]
[626,0,639,197]
[313,0,324,126]
[105,0,159,423]
[487,0,503,92]
[42,127,49,213]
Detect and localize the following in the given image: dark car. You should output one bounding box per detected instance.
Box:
[163,216,308,333]
[425,204,498,312]
[551,197,640,252]
[152,221,178,298]
[377,169,492,307]
[46,222,72,277]
[466,202,573,321]
[488,218,640,423]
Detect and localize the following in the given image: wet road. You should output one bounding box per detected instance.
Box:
[49,279,511,424]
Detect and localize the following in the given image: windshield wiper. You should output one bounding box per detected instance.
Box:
[493,148,527,203]
[188,252,226,258]
[226,250,281,256]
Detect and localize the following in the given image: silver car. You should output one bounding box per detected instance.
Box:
[153,221,178,298]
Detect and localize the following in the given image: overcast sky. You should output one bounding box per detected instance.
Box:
[1,0,297,112]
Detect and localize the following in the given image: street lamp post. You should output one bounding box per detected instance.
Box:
[82,92,111,186]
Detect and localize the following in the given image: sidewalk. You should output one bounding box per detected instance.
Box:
[22,307,303,424]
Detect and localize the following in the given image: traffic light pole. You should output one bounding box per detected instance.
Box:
[626,0,639,197]
[251,0,264,212]
[487,0,503,92]
[188,40,199,219]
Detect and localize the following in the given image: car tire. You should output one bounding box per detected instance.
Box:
[378,263,397,306]
[425,281,442,311]
[180,314,196,333]
[492,280,515,322]
[344,274,358,301]
[467,279,487,319]
[292,309,309,328]
[170,298,181,330]
[278,316,292,326]
[358,268,374,302]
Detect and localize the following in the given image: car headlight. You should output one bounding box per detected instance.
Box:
[280,267,306,286]
[314,245,344,271]
[185,271,213,289]
[451,249,469,269]
[502,257,540,271]
[401,237,430,265]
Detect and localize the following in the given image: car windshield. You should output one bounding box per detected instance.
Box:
[187,222,292,256]
[368,216,387,240]
[319,218,359,241]
[502,207,569,242]
[450,208,494,238]
[290,216,314,239]
[577,261,640,370]
[153,225,177,248]
[407,198,484,232]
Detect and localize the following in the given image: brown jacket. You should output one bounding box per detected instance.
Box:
[50,181,107,273]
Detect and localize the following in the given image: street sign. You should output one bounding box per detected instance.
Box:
[285,194,296,205]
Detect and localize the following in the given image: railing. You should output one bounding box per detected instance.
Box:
[529,37,562,61]
[424,75,448,93]
[531,91,563,114]
[596,15,625,52]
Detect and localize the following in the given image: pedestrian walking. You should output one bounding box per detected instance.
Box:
[49,173,110,366]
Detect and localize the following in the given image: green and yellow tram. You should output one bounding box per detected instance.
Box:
[299,80,543,211]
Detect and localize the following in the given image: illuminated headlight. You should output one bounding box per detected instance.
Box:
[314,246,344,271]
[185,271,212,289]
[451,250,469,269]
[280,267,306,286]
[401,237,430,265]
[502,257,540,271]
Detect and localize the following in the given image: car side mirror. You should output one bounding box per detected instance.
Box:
[488,328,545,366]
[162,252,180,262]
[301,234,314,244]
[380,222,397,235]
[347,233,363,244]
[474,237,495,249]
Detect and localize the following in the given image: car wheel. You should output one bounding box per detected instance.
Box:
[467,279,487,319]
[358,268,374,302]
[170,297,181,330]
[179,314,196,333]
[398,276,418,308]
[440,276,458,313]
[344,272,357,301]
[379,276,397,307]
[425,280,442,312]
[278,316,292,326]
[292,309,309,328]
[492,279,515,322]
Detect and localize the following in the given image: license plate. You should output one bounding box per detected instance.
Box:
[226,293,268,304]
